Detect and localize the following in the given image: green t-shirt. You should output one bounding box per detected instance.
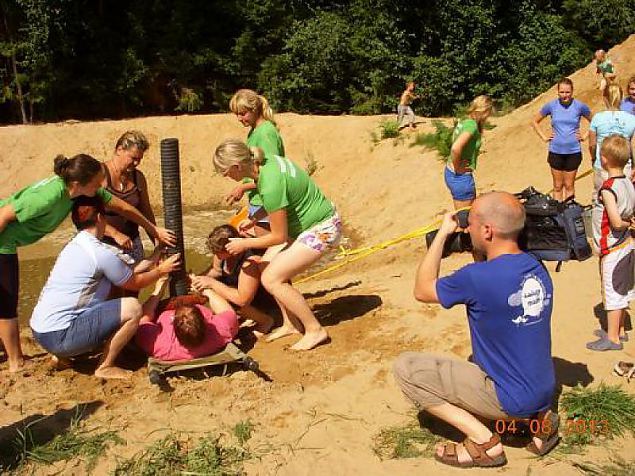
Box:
[244,121,285,207]
[597,58,614,75]
[0,176,113,254]
[451,118,481,170]
[258,155,333,239]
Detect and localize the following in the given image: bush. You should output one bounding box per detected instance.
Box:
[411,119,455,161]
[175,88,203,112]
[379,119,400,139]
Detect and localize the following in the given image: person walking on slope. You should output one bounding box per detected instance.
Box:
[397,82,419,131]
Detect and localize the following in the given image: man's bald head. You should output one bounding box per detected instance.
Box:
[471,192,525,240]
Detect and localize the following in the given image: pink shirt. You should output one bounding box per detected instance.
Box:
[136,305,238,361]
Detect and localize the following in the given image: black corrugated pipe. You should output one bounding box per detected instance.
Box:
[160,138,188,296]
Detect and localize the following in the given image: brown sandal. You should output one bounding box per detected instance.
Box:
[435,433,507,468]
[526,410,560,456]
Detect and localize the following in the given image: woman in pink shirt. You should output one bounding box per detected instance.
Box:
[136,279,238,361]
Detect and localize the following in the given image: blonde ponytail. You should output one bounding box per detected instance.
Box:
[229,89,278,129]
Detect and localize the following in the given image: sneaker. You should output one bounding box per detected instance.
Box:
[586,336,623,351]
[593,329,628,342]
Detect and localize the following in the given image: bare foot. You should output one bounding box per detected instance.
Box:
[265,325,300,343]
[94,366,132,380]
[290,328,329,351]
[51,355,72,370]
[8,357,32,373]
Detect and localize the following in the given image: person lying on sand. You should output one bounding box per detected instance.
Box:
[135,278,238,361]
[29,196,180,380]
[189,224,274,336]
[394,192,558,468]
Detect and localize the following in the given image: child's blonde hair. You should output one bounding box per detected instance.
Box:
[601,135,630,168]
[213,138,265,175]
[603,84,623,110]
[229,89,277,127]
[467,95,494,124]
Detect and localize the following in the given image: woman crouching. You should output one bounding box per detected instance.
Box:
[213,139,341,350]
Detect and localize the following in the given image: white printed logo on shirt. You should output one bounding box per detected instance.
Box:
[507,275,550,326]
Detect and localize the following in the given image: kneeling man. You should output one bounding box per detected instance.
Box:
[394,191,557,468]
[30,196,179,379]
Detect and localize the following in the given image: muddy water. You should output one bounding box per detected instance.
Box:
[16,210,352,325]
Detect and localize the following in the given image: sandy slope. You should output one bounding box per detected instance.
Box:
[1,35,635,475]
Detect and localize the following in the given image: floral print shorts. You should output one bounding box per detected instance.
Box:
[296,212,342,253]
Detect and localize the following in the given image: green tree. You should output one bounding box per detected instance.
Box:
[562,0,635,48]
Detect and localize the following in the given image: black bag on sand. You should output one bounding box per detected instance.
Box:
[516,187,592,270]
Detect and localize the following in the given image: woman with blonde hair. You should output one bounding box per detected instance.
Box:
[102,130,157,262]
[532,78,592,201]
[444,95,494,209]
[213,139,341,351]
[589,84,635,203]
[226,89,285,235]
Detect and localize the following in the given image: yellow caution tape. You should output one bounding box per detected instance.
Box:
[296,168,594,284]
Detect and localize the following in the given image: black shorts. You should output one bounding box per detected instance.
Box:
[0,253,19,318]
[548,152,582,172]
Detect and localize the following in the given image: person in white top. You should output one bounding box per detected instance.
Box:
[30,196,180,379]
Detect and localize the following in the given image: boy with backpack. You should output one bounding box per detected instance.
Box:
[587,135,635,351]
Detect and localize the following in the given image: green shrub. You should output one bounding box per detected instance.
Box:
[411,119,455,161]
[379,119,400,139]
[175,88,203,112]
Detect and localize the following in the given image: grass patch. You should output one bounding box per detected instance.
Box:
[114,432,249,475]
[233,420,254,446]
[379,119,400,139]
[411,119,455,162]
[373,422,441,460]
[571,457,635,475]
[558,383,635,450]
[5,416,123,472]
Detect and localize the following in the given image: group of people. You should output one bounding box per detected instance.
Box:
[391,60,635,467]
[2,60,635,467]
[0,88,342,378]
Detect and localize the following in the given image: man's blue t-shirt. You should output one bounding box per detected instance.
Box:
[540,99,591,155]
[621,98,635,115]
[589,111,635,169]
[436,253,555,417]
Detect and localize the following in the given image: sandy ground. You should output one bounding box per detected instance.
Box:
[1,35,635,475]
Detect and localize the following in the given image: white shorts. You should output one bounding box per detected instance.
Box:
[296,212,342,253]
[601,242,635,311]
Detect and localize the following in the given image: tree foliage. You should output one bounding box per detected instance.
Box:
[0,0,632,123]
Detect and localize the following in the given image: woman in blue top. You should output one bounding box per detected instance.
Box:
[532,78,592,201]
[589,84,635,204]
